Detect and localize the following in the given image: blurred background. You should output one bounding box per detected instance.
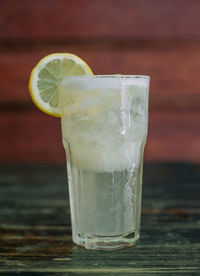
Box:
[0,0,200,164]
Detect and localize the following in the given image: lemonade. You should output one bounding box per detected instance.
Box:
[60,76,149,249]
[28,54,150,250]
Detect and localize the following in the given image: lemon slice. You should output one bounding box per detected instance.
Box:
[28,53,93,117]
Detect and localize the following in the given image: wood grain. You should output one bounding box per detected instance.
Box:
[145,108,200,162]
[0,108,64,162]
[1,43,200,106]
[0,108,199,162]
[0,163,200,273]
[0,0,200,40]
[1,0,200,163]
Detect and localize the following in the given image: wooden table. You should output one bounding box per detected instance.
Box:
[0,163,200,275]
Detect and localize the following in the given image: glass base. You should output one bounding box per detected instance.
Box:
[73,231,139,250]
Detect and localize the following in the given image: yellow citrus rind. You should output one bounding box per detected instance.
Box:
[28,53,93,117]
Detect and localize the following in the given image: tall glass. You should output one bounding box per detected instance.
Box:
[60,75,150,250]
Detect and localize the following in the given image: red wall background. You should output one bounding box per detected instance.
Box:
[0,0,200,163]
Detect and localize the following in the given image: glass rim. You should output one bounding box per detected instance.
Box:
[65,75,150,79]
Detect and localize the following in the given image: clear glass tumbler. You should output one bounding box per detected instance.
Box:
[60,75,150,250]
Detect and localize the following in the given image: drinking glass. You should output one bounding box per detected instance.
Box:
[60,75,150,250]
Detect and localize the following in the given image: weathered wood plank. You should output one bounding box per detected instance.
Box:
[0,163,199,274]
[0,0,200,40]
[0,45,200,105]
[0,109,64,162]
[1,44,200,105]
[0,108,200,162]
[145,108,200,162]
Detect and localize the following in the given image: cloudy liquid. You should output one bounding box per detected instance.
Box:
[61,75,149,249]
